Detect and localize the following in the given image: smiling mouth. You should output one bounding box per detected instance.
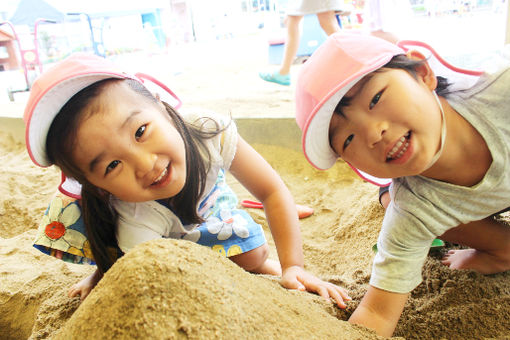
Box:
[386,132,411,161]
[151,166,169,186]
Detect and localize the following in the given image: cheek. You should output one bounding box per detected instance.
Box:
[329,126,345,157]
[329,134,343,157]
[170,130,186,155]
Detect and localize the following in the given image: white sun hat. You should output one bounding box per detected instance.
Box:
[24,53,182,197]
[295,33,482,186]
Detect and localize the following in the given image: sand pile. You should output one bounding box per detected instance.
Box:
[54,239,381,339]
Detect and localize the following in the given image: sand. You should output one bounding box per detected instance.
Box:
[2,132,510,339]
[1,33,510,339]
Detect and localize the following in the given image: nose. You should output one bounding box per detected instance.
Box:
[364,120,388,148]
[132,150,157,179]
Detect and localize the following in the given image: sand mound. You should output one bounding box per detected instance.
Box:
[54,239,382,339]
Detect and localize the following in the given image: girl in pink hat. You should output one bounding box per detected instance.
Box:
[296,33,510,336]
[25,53,349,306]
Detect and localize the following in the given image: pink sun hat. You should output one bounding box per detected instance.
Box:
[24,53,182,197]
[295,33,482,186]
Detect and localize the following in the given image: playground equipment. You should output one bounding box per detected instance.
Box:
[0,19,56,101]
[67,13,105,57]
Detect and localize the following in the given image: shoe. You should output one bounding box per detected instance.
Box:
[258,71,291,86]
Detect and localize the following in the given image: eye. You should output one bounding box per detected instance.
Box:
[135,125,146,140]
[344,134,354,150]
[369,90,384,109]
[105,160,120,175]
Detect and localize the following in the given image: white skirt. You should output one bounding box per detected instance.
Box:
[285,0,345,16]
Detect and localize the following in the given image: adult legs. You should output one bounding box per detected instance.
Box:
[316,10,342,36]
[259,11,341,85]
[278,15,303,76]
[279,11,340,75]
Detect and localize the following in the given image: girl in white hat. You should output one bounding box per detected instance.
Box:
[296,33,510,336]
[25,53,349,305]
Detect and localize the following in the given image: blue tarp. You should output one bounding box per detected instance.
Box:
[9,0,65,27]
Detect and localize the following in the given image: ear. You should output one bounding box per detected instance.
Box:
[406,50,437,91]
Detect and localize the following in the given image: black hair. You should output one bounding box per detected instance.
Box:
[335,54,451,115]
[46,78,225,274]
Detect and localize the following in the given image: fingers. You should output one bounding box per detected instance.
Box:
[68,285,91,301]
[307,279,351,309]
[68,285,79,298]
[281,267,351,308]
[327,285,351,308]
[79,289,91,301]
[280,276,306,291]
[294,274,351,309]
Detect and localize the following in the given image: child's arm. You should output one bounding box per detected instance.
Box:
[229,136,350,307]
[349,285,408,337]
[68,268,103,301]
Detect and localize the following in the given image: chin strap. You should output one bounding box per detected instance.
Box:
[423,91,447,171]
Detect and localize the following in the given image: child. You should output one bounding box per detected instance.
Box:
[295,33,510,336]
[25,53,350,306]
[258,0,342,86]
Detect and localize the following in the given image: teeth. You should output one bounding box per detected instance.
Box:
[153,167,168,184]
[387,133,410,160]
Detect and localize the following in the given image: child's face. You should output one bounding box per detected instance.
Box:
[72,81,187,202]
[328,67,442,179]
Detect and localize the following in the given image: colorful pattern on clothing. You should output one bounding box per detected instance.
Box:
[33,111,265,263]
[33,193,95,264]
[33,171,265,263]
[180,169,266,257]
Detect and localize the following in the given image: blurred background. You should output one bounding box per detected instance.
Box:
[0,0,508,104]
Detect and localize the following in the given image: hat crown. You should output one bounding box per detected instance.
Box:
[24,53,132,167]
[295,33,403,175]
[24,53,125,124]
[296,34,404,133]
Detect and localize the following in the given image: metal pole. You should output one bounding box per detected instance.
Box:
[506,0,510,44]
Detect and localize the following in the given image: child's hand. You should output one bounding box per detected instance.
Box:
[281,266,351,308]
[68,269,102,301]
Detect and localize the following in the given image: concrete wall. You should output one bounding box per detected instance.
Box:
[1,115,302,150]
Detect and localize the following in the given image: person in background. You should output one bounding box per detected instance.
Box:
[259,0,343,86]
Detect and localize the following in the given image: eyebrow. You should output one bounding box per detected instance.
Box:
[335,73,376,117]
[121,110,141,129]
[346,73,376,102]
[89,152,105,173]
[88,110,141,173]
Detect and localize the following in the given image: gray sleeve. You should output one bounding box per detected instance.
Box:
[369,200,436,293]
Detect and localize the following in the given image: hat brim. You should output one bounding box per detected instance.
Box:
[301,74,363,170]
[26,72,128,167]
[301,38,482,187]
[59,173,82,199]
